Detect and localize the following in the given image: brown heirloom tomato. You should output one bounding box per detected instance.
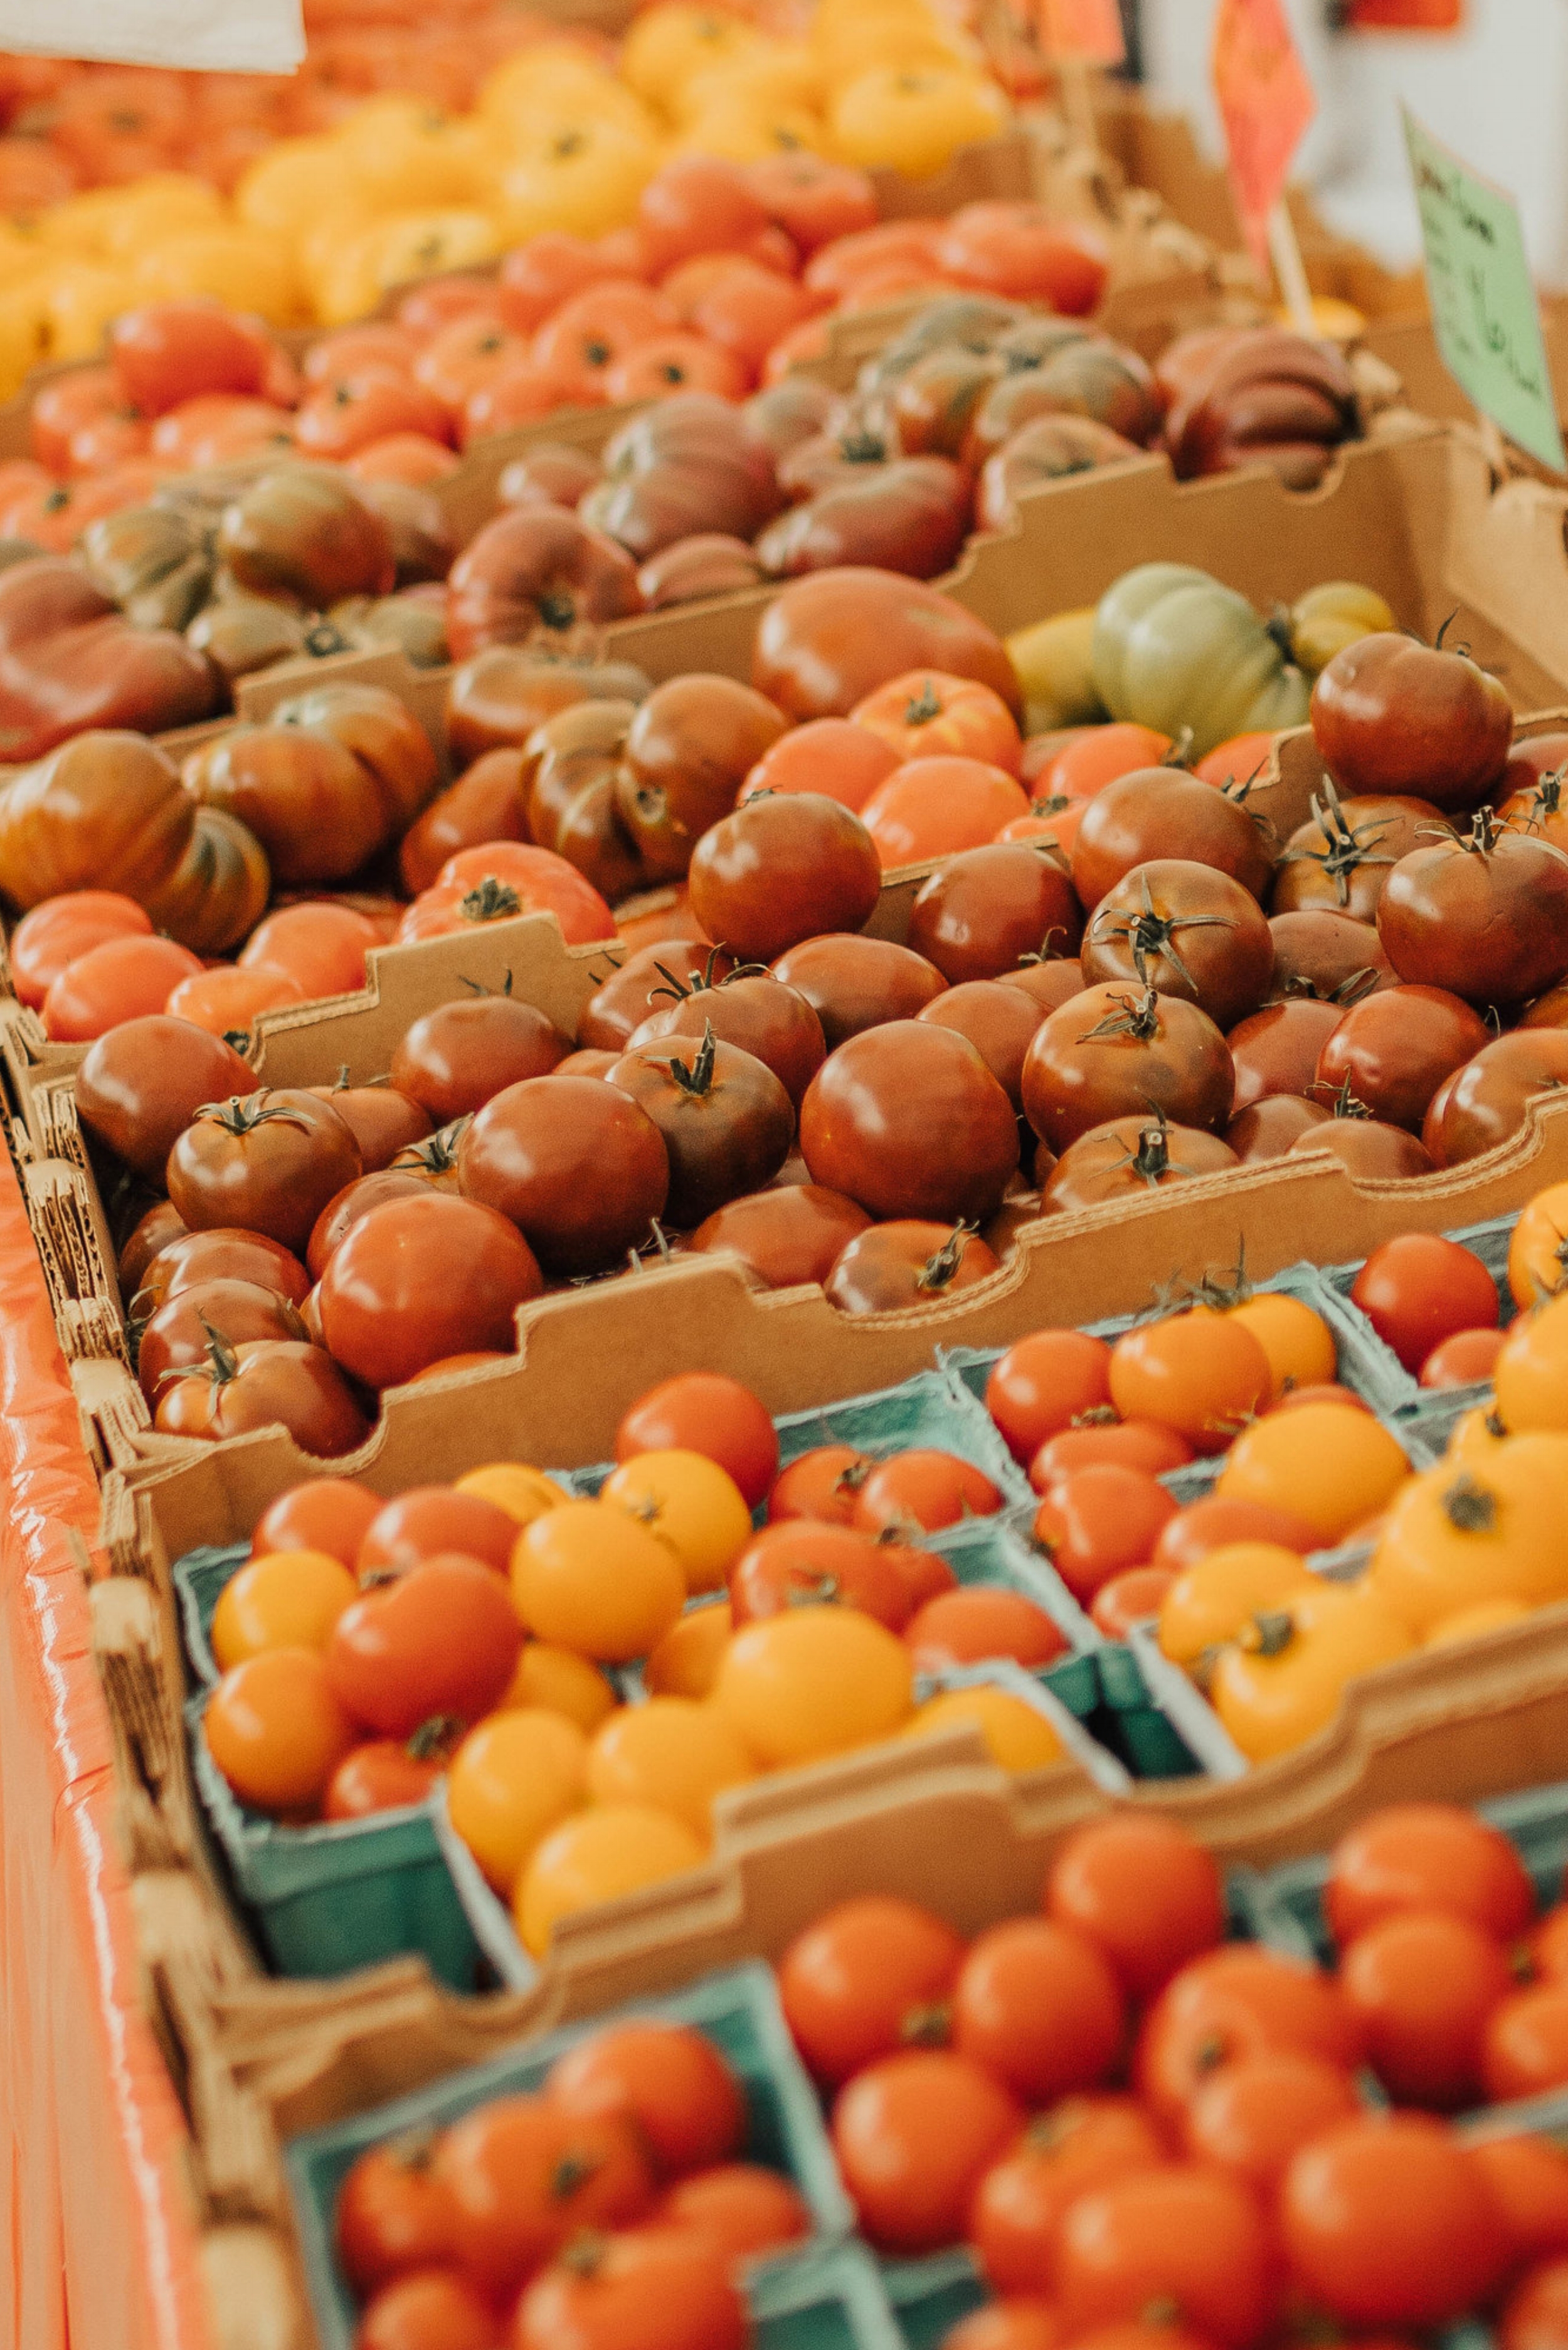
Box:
[120,1201,188,1295]
[825,1220,1002,1314]
[1081,859,1273,1032]
[443,644,650,768]
[137,1275,307,1403]
[1375,813,1568,1006]
[166,1090,363,1252]
[800,1021,1019,1221]
[1314,985,1490,1131]
[637,534,764,609]
[976,415,1142,531]
[1289,1115,1435,1179]
[1226,1095,1332,1161]
[305,1085,430,1174]
[756,457,972,583]
[1309,632,1512,813]
[318,1193,544,1386]
[154,1334,371,1454]
[1043,1112,1238,1211]
[1160,326,1357,488]
[0,559,219,768]
[617,675,789,881]
[1071,768,1273,910]
[524,698,642,902]
[218,464,395,605]
[0,728,196,912]
[457,1074,670,1273]
[1422,1031,1568,1167]
[771,935,947,1050]
[1227,1001,1346,1112]
[608,1028,795,1226]
[1271,785,1453,922]
[753,567,1020,723]
[132,1228,310,1320]
[907,843,1083,982]
[1000,957,1096,1016]
[582,392,780,560]
[77,1016,256,1181]
[1022,982,1234,1154]
[390,996,568,1124]
[578,940,736,1052]
[627,970,825,1108]
[916,981,1046,1109]
[689,791,882,964]
[307,1170,437,1280]
[445,506,642,662]
[687,1184,871,1289]
[398,747,529,896]
[1268,909,1394,1002]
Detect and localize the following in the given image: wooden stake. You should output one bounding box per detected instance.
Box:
[1268,198,1318,336]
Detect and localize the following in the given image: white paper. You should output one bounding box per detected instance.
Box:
[0,0,305,73]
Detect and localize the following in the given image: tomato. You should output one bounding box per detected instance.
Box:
[851,1450,1003,1535]
[768,1445,874,1526]
[689,1183,872,1292]
[1083,859,1273,1034]
[37,931,199,1042]
[1071,770,1273,910]
[1089,1568,1177,1637]
[1316,984,1489,1132]
[355,2270,499,2350]
[904,1587,1067,1671]
[858,755,1030,868]
[434,2097,653,2302]
[457,1075,670,1279]
[1210,1582,1414,1763]
[154,1332,371,1456]
[752,567,1020,725]
[326,1556,522,1740]
[166,1088,361,1253]
[1046,1814,1225,2002]
[1216,1400,1409,1541]
[1424,1032,1568,1169]
[209,1548,356,1671]
[1179,2048,1359,2194]
[772,935,948,1051]
[1151,1496,1321,1575]
[110,299,271,416]
[9,890,151,1008]
[627,970,827,1111]
[1471,2134,1568,2261]
[1020,983,1234,1155]
[985,1331,1113,1464]
[1031,1466,1178,1604]
[953,1919,1125,2103]
[516,1804,709,1955]
[252,1479,379,1570]
[1503,2258,1568,2350]
[609,1374,775,1509]
[822,1218,998,1314]
[445,1709,588,1896]
[1281,2115,1511,2327]
[1486,1983,1568,2102]
[730,1523,914,1634]
[1326,1802,1538,1947]
[801,1023,1019,1224]
[1350,1235,1500,1373]
[908,843,1084,986]
[599,1451,751,1597]
[515,2226,749,2350]
[1030,1422,1193,1487]
[1054,2163,1273,2348]
[688,791,881,967]
[1136,1944,1365,2124]
[1342,1907,1512,2107]
[1107,1309,1271,1454]
[1311,632,1513,813]
[1046,725,1173,803]
[391,997,568,1127]
[204,1647,356,1817]
[714,1604,914,1766]
[655,2163,809,2263]
[132,1228,310,1322]
[336,2145,457,2297]
[778,1894,963,2087]
[325,1738,447,1822]
[740,716,901,811]
[852,669,1023,775]
[1039,1109,1238,1215]
[548,2021,744,2181]
[832,2048,1022,2255]
[318,1194,543,1388]
[970,2097,1167,2297]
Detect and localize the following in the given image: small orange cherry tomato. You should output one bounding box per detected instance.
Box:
[851,669,1024,776]
[850,1450,1002,1534]
[209,1548,357,1669]
[1090,1566,1177,1637]
[204,1647,356,1816]
[251,1477,380,1568]
[1108,1307,1273,1454]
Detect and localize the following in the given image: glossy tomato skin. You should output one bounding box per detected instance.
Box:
[156,1339,372,1455]
[1054,2162,1274,2349]
[1310,632,1513,812]
[578,940,736,1053]
[1287,1115,1436,1179]
[335,2144,457,2296]
[615,1373,779,1508]
[1043,1116,1239,1211]
[1226,1094,1332,1161]
[1281,2115,1511,2328]
[771,934,948,1050]
[305,1085,432,1174]
[434,2098,654,2302]
[1136,1945,1365,2124]
[389,997,568,1124]
[832,2050,1023,2254]
[1271,793,1453,923]
[1424,1033,1568,1166]
[800,1021,1019,1222]
[826,1220,1002,1313]
[137,1276,305,1403]
[687,1183,872,1290]
[1377,829,1568,1006]
[1021,982,1234,1153]
[1325,1802,1535,1946]
[458,1075,670,1274]
[132,1227,310,1319]
[318,1193,544,1387]
[514,2226,750,2350]
[617,674,788,881]
[753,566,1020,723]
[779,1895,964,2087]
[627,973,826,1108]
[1315,985,1490,1130]
[1350,1235,1500,1371]
[907,843,1083,983]
[354,2268,500,2350]
[1268,907,1396,1001]
[688,790,882,965]
[1081,858,1273,1031]
[1227,999,1345,1110]
[326,1555,523,1740]
[1071,767,1273,909]
[953,1918,1125,2103]
[1047,1814,1224,2001]
[166,1088,363,1253]
[324,1740,445,1821]
[77,1016,257,1181]
[608,1036,794,1227]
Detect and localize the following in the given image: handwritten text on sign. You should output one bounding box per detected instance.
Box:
[1038,0,1126,64]
[1403,107,1565,472]
[1212,0,1315,272]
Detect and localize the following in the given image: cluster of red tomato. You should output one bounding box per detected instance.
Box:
[332,2012,793,2350]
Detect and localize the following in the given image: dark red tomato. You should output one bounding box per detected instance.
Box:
[917,981,1047,1107]
[687,792,882,965]
[826,1219,1002,1313]
[307,1085,432,1174]
[778,1894,965,2088]
[335,2140,457,2295]
[132,1227,310,1319]
[730,1521,914,1632]
[800,1021,1019,1222]
[1081,859,1274,1031]
[831,2050,1024,2254]
[1377,820,1568,1006]
[166,1088,363,1252]
[985,1327,1114,1462]
[1268,908,1396,1002]
[608,1032,795,1227]
[1000,957,1098,1017]
[1227,999,1345,1111]
[1315,986,1490,1130]
[687,1183,872,1290]
[76,1015,257,1182]
[457,1074,670,1274]
[325,1738,445,1821]
[1152,1494,1323,1571]
[1271,790,1453,923]
[318,1194,544,1387]
[577,940,736,1053]
[771,933,948,1050]
[1423,1031,1568,1167]
[906,843,1084,983]
[1225,1095,1332,1161]
[1350,1235,1500,1373]
[627,971,825,1107]
[1022,984,1234,1154]
[136,1276,305,1403]
[615,1372,779,1507]
[389,997,568,1124]
[1280,2115,1511,2328]
[1288,1115,1436,1179]
[852,1451,1003,1535]
[307,1171,437,1281]
[1419,1327,1505,1388]
[1310,631,1513,813]
[358,1488,517,1578]
[1047,1814,1225,2002]
[1071,768,1273,910]
[1032,1465,1179,1603]
[326,1555,522,1738]
[904,1585,1066,1669]
[155,1337,371,1455]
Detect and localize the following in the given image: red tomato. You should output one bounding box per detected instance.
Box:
[778,1895,964,2088]
[325,1556,522,1738]
[953,1918,1126,2103]
[1030,1465,1177,1604]
[398,845,616,947]
[1045,725,1173,802]
[1342,1908,1513,2107]
[1136,1946,1365,2125]
[832,2050,1022,2253]
[433,2097,653,2300]
[655,2164,810,2263]
[1150,1494,1322,1573]
[110,299,272,415]
[850,1451,1002,1534]
[1180,2048,1359,2194]
[41,933,203,1041]
[1472,2134,1568,2262]
[904,1587,1067,1671]
[252,1478,380,1568]
[739,717,901,811]
[767,1445,872,1525]
[355,2269,499,2350]
[1350,1235,1500,1373]
[1281,2115,1511,2328]
[1502,2258,1568,2350]
[859,755,1030,868]
[548,2022,745,2181]
[1047,1814,1225,2002]
[1326,1803,1537,1947]
[1419,1326,1506,1387]
[985,1329,1114,1462]
[336,2144,457,2296]
[852,669,1023,775]
[1089,1567,1177,1638]
[295,368,452,462]
[1055,2162,1274,2348]
[970,2097,1166,2299]
[1029,1422,1193,1488]
[8,891,151,1008]
[514,2228,748,2350]
[357,1489,517,1578]
[615,1373,778,1507]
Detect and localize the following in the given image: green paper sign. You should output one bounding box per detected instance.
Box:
[1403,106,1566,471]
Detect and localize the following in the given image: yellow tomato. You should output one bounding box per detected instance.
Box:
[332,98,491,211]
[1227,1295,1337,1398]
[714,1605,914,1767]
[1367,1442,1568,1634]
[1508,1184,1568,1310]
[830,66,1009,178]
[498,119,660,245]
[815,1,983,82]
[98,173,226,260]
[30,187,124,256]
[499,1641,619,1734]
[1005,610,1103,735]
[455,1463,564,1528]
[586,1697,755,1841]
[600,1450,753,1596]
[1210,1585,1414,1762]
[1158,1542,1316,1671]
[134,231,301,324]
[366,210,501,298]
[236,138,363,240]
[1215,1402,1410,1543]
[447,1709,587,1894]
[210,1549,358,1671]
[479,50,654,141]
[1424,1598,1531,1648]
[512,1501,686,1664]
[516,1803,706,1955]
[1443,1405,1510,1473]
[622,4,768,112]
[0,276,53,397]
[43,263,137,361]
[1495,1292,1568,1432]
[902,1686,1064,1772]
[1288,582,1396,675]
[644,1601,733,1700]
[676,102,828,162]
[677,47,826,126]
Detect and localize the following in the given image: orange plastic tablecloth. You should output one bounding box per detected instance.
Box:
[0,1147,212,2350]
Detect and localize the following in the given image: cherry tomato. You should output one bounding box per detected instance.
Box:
[655,2164,810,2263]
[768,1445,872,1524]
[514,2227,749,2350]
[546,2022,745,2182]
[1089,1567,1177,1638]
[325,1739,445,1822]
[1420,1327,1506,1388]
[850,1451,1002,1534]
[831,2050,1022,2253]
[355,2269,500,2350]
[1047,1814,1225,2002]
[985,1329,1114,1464]
[1150,1496,1322,1574]
[970,2096,1166,2297]
[904,1587,1067,1671]
[210,1548,356,1669]
[1108,1309,1272,1454]
[325,1557,522,1740]
[1502,2258,1568,2350]
[1136,1945,1365,2125]
[615,1373,779,1507]
[953,1918,1125,2103]
[1030,1465,1177,1604]
[358,1488,516,1578]
[1342,1907,1512,2107]
[1483,1982,1568,2104]
[1180,2048,1359,2194]
[1326,1803,1537,1947]
[336,2140,456,2296]
[433,2097,653,2300]
[1471,2132,1568,2261]
[1281,2114,1511,2327]
[204,1648,356,1817]
[1351,1235,1501,1373]
[1029,1421,1194,1487]
[778,1895,965,2088]
[252,1478,379,1568]
[1055,2162,1273,2348]
[729,1522,914,1634]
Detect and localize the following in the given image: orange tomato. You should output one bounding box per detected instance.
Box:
[852,669,1023,775]
[166,964,305,1038]
[516,1804,707,1955]
[1108,1307,1272,1454]
[739,716,901,811]
[1044,723,1174,802]
[204,1647,356,1816]
[859,754,1030,867]
[210,1548,357,1669]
